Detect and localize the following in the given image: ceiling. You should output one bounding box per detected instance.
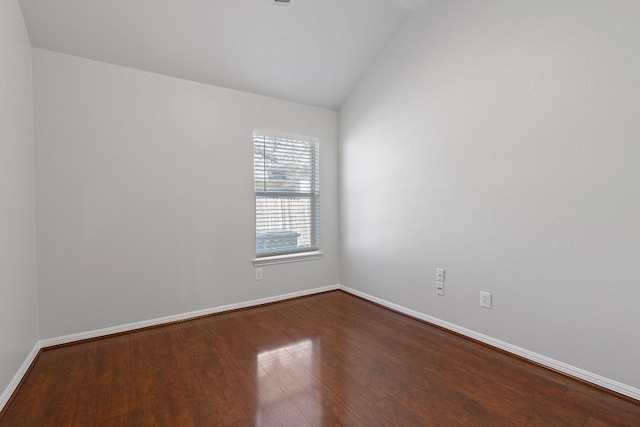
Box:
[18,0,430,110]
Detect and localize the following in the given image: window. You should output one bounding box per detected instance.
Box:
[254,131,320,262]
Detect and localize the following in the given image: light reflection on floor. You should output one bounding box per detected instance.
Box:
[256,339,320,425]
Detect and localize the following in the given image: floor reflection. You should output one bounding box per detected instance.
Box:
[256,339,321,425]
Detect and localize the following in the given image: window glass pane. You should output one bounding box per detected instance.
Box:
[254,133,319,257]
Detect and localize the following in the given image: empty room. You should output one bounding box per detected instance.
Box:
[2,0,640,425]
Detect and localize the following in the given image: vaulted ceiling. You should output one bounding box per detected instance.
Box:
[18,0,430,110]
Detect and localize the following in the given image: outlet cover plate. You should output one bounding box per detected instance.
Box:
[480,291,492,309]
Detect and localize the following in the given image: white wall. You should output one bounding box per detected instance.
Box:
[33,49,339,339]
[0,0,39,397]
[340,0,640,389]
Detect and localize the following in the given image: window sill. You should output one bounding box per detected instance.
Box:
[253,251,323,267]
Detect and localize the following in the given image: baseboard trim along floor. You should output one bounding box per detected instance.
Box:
[2,283,638,416]
[39,285,342,348]
[339,285,640,402]
[1,284,340,414]
[0,343,40,413]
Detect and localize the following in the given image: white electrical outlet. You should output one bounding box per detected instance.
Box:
[480,291,492,309]
[255,268,263,281]
[435,268,445,296]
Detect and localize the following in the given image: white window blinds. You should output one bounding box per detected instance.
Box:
[254,132,319,257]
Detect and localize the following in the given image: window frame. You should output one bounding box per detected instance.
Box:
[252,130,322,266]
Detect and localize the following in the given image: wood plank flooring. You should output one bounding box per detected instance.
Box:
[1,290,639,426]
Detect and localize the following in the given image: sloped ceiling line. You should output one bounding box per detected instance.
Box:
[18,0,426,110]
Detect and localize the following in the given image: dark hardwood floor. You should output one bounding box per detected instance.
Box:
[1,290,639,426]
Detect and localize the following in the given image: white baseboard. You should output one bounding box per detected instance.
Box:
[40,284,340,348]
[0,342,41,413]
[339,285,640,402]
[2,285,339,414]
[4,283,637,416]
